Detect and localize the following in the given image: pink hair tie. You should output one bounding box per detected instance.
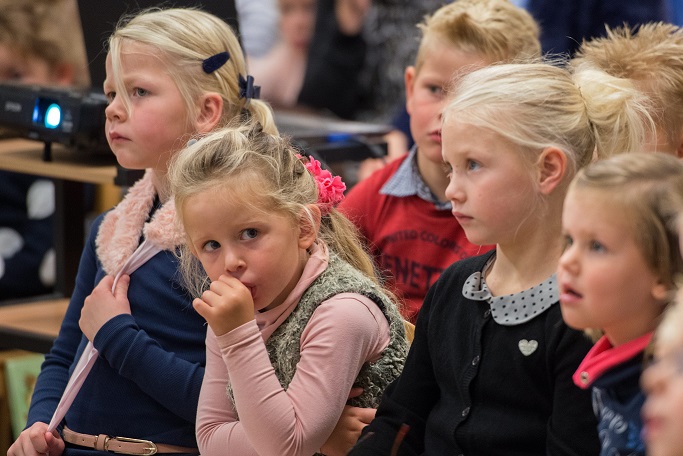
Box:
[297,154,346,214]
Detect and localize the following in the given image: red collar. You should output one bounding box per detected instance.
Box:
[573,332,652,389]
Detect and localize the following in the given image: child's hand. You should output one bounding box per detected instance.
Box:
[321,387,376,455]
[7,422,65,456]
[193,274,255,336]
[80,274,131,342]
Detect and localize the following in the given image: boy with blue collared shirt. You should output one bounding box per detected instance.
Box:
[339,0,540,322]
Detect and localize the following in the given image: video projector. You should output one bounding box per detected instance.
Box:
[0,83,109,161]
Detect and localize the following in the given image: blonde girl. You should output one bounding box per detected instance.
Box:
[349,61,652,455]
[559,152,683,455]
[642,294,683,456]
[167,122,408,456]
[9,7,274,456]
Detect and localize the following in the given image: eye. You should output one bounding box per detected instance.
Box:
[562,234,573,251]
[240,228,258,240]
[441,162,452,177]
[202,240,221,252]
[589,240,606,252]
[427,84,444,96]
[133,87,149,97]
[467,159,481,171]
[105,91,116,104]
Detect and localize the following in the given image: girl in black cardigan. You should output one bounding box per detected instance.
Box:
[349,60,654,455]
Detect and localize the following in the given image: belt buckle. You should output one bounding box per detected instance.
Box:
[106,436,158,456]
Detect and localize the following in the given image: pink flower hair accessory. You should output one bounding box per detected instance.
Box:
[297,154,346,213]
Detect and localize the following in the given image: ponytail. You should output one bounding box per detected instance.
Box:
[573,65,654,160]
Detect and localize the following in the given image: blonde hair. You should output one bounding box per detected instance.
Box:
[572,23,683,152]
[168,122,387,299]
[571,152,683,292]
[442,62,654,180]
[108,7,276,134]
[656,296,683,351]
[0,0,89,86]
[414,0,541,72]
[569,153,683,342]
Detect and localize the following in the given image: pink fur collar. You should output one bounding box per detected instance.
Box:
[96,171,185,275]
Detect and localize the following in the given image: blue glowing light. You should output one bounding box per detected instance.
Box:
[44,103,61,129]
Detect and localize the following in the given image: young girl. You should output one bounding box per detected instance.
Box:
[8,8,276,456]
[559,152,683,456]
[166,122,408,456]
[349,61,653,455]
[642,295,683,456]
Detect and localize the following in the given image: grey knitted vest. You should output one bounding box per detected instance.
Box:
[227,253,408,412]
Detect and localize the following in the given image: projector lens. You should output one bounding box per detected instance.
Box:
[44,103,61,129]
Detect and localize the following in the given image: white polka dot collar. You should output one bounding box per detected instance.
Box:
[462,261,558,326]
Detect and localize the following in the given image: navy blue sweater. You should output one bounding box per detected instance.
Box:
[26,212,207,454]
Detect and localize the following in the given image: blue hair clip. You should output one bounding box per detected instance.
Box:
[202,51,230,74]
[238,74,261,101]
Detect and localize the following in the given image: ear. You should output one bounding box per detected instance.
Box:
[404,66,416,116]
[651,280,669,303]
[537,146,567,195]
[298,204,321,250]
[196,92,223,133]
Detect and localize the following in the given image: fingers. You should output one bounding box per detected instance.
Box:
[44,430,65,456]
[356,406,376,425]
[95,274,115,290]
[112,274,130,297]
[347,387,364,399]
[7,423,59,456]
[201,276,252,309]
[342,405,377,426]
[193,276,255,336]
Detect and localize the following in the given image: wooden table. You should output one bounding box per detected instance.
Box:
[0,299,68,353]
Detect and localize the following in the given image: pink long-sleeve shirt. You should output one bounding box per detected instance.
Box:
[196,244,391,456]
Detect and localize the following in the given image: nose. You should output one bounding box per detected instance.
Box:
[445,172,465,203]
[558,241,579,274]
[105,95,126,122]
[223,249,245,274]
[641,358,667,396]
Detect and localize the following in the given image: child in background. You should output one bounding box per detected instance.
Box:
[248,0,317,109]
[558,152,683,456]
[167,123,408,456]
[349,61,653,455]
[8,8,277,456]
[339,0,541,323]
[0,0,88,85]
[571,22,683,156]
[642,295,683,456]
[0,0,89,300]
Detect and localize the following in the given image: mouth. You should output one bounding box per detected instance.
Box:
[429,130,442,144]
[241,283,255,299]
[641,413,662,443]
[559,283,582,303]
[108,131,128,142]
[451,211,472,223]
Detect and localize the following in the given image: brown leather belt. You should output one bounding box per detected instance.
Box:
[62,427,199,455]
